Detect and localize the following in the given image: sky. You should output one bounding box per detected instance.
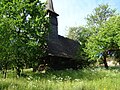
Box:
[41,0,120,36]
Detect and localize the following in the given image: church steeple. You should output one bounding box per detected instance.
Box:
[46,0,58,16]
[46,0,59,40]
[46,0,54,12]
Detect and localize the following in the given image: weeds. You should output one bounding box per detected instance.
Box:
[0,67,120,90]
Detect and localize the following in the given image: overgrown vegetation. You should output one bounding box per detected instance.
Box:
[0,67,120,90]
[67,4,120,69]
[0,0,49,78]
[0,1,120,90]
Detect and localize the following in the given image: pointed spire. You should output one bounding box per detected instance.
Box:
[46,0,54,12]
[46,0,59,40]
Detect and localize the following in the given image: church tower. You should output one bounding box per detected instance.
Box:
[46,0,59,40]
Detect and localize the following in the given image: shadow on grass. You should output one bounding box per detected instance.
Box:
[21,67,117,81]
[109,66,120,71]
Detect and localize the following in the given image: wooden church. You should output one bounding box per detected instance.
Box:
[41,0,80,70]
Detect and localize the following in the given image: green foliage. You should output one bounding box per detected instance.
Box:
[67,4,119,68]
[67,26,91,46]
[84,4,118,65]
[86,4,116,27]
[85,15,120,60]
[67,26,90,67]
[0,0,49,77]
[0,67,120,90]
[67,27,81,41]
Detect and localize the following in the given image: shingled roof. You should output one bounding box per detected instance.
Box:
[47,35,79,58]
[45,0,80,59]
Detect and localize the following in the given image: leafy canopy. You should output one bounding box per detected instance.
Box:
[0,0,49,71]
[85,15,120,60]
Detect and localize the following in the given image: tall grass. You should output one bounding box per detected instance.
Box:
[0,67,120,90]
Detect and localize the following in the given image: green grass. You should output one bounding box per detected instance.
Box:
[0,67,120,90]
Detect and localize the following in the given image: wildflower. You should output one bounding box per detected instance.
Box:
[74,79,80,82]
[48,80,51,82]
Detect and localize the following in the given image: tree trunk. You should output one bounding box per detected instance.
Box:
[15,52,22,78]
[33,66,38,72]
[2,63,8,79]
[103,54,109,69]
[4,64,7,78]
[16,66,21,78]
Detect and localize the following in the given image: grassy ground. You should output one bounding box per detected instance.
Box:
[0,67,120,90]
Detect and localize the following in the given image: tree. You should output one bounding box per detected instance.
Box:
[66,4,118,68]
[0,0,49,77]
[86,4,116,28]
[85,4,117,68]
[67,27,80,41]
[67,26,91,67]
[85,15,120,69]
